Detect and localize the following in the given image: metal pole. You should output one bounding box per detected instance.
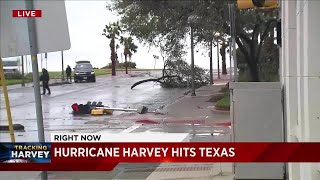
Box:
[25,56,28,74]
[61,51,64,81]
[231,3,238,81]
[45,53,48,69]
[190,27,196,96]
[41,54,43,69]
[26,1,47,179]
[217,41,221,79]
[0,57,15,142]
[21,56,25,87]
[209,41,213,84]
[26,0,45,142]
[229,40,233,81]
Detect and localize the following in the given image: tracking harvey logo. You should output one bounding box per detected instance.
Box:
[0,143,51,163]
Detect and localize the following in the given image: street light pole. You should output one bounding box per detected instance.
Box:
[21,56,25,87]
[41,54,43,69]
[229,3,238,81]
[209,41,213,84]
[45,53,48,69]
[217,41,221,79]
[61,51,64,81]
[229,40,233,81]
[190,26,196,96]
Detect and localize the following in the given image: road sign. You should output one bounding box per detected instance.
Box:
[0,0,71,58]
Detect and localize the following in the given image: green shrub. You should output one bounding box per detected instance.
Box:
[5,73,23,79]
[25,73,33,80]
[208,93,225,102]
[215,94,230,111]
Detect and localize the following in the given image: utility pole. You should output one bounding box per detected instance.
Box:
[25,56,28,74]
[61,51,64,81]
[45,53,48,69]
[190,27,196,96]
[21,56,25,87]
[229,40,233,81]
[217,41,221,79]
[209,41,213,84]
[40,54,43,69]
[26,0,47,179]
[229,3,238,81]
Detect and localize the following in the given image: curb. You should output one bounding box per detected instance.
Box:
[32,81,72,87]
[50,81,72,86]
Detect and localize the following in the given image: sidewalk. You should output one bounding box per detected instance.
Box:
[101,80,234,180]
[73,79,233,180]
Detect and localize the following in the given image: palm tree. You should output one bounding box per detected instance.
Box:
[102,22,121,76]
[120,36,138,74]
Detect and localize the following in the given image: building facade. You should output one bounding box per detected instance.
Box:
[281,0,320,179]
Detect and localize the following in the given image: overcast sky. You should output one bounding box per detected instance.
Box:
[4,0,231,73]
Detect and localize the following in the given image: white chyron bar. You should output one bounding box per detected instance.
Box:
[51,133,191,142]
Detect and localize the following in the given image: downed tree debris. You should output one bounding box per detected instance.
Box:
[131,59,209,89]
[131,75,181,89]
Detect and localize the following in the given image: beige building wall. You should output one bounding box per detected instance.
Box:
[281,0,320,179]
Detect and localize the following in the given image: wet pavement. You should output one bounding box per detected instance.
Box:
[0,70,190,141]
[0,71,234,180]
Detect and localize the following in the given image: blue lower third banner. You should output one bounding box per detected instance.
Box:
[0,143,51,163]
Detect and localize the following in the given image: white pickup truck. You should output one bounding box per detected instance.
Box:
[3,60,20,74]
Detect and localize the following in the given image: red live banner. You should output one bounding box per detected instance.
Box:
[1,142,320,171]
[12,10,42,18]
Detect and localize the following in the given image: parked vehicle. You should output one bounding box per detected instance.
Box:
[74,61,96,83]
[3,60,20,74]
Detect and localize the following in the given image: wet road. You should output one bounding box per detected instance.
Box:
[0,70,232,179]
[0,70,231,143]
[0,71,190,140]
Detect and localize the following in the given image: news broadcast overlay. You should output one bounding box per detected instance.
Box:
[1,134,320,171]
[0,143,50,163]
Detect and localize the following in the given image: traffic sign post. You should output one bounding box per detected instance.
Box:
[1,1,71,179]
[26,1,47,179]
[26,0,45,143]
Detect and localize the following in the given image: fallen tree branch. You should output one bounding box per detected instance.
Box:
[131,75,181,89]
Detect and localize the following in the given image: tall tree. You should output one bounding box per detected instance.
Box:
[120,36,138,74]
[102,22,121,76]
[108,0,279,81]
[232,9,278,81]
